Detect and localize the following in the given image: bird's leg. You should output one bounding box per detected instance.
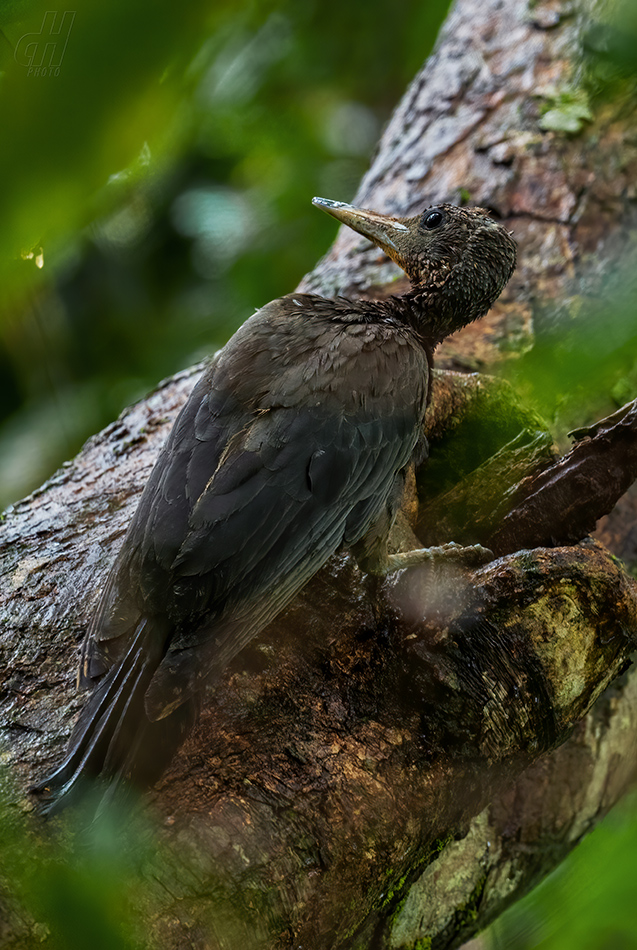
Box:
[353,537,493,576]
[350,469,493,578]
[379,541,493,573]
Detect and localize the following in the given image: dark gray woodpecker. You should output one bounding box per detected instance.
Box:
[34,197,516,811]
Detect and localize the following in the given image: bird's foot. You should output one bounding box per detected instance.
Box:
[382,542,493,573]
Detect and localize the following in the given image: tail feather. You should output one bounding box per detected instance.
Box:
[101,661,148,777]
[32,620,197,816]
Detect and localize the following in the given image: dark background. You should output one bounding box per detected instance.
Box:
[0,0,451,508]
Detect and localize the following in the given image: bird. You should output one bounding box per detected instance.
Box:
[33,197,517,812]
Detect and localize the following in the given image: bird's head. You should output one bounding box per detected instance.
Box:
[312,197,517,341]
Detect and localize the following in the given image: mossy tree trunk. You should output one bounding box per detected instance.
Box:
[3,0,637,948]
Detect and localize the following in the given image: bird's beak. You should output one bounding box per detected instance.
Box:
[312,196,409,257]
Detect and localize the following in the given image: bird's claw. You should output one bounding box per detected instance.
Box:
[382,542,493,573]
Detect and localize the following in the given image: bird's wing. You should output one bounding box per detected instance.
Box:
[82,307,427,713]
[80,365,243,682]
[138,396,419,718]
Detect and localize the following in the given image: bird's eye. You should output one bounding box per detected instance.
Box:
[422,209,444,230]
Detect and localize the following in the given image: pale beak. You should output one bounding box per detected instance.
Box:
[312,196,408,255]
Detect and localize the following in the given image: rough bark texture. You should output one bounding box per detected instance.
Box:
[3,0,637,948]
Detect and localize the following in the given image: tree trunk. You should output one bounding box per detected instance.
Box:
[3,0,637,948]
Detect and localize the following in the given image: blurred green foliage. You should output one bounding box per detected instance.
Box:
[487,794,637,950]
[0,0,452,506]
[0,776,153,949]
[506,280,637,447]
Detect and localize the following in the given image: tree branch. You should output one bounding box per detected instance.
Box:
[2,0,637,948]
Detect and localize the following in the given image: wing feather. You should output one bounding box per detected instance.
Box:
[82,305,429,719]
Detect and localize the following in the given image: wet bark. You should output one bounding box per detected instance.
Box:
[3,0,637,948]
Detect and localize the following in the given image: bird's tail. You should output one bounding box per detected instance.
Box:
[31,619,198,815]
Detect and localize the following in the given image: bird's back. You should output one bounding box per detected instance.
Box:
[83,293,430,722]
